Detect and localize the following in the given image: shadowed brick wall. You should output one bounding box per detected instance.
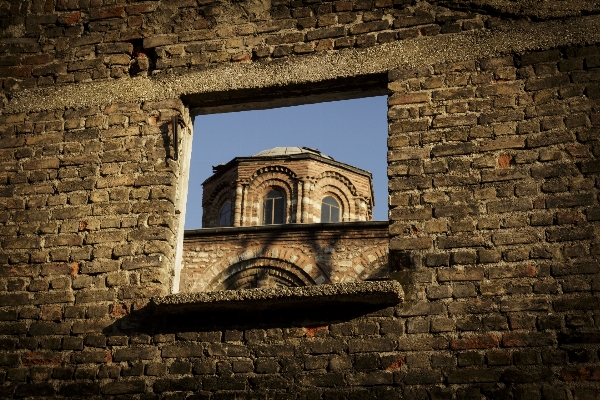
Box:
[0,0,599,398]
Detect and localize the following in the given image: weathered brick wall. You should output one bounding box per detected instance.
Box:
[0,0,489,89]
[0,0,599,398]
[386,46,600,396]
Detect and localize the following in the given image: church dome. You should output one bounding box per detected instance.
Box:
[252,146,333,160]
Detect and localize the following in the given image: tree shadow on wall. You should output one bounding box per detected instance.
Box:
[102,295,395,336]
[225,222,393,289]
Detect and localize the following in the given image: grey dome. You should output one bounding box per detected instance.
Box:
[252,147,333,159]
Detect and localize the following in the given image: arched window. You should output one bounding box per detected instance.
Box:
[321,196,340,223]
[263,190,285,225]
[219,202,232,226]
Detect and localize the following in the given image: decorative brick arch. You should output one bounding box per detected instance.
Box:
[250,165,297,181]
[204,246,330,290]
[245,169,298,224]
[203,183,234,227]
[315,184,352,222]
[315,171,359,196]
[314,171,365,221]
[208,258,315,290]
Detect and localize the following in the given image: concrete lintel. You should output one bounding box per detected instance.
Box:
[5,14,600,114]
[151,281,403,313]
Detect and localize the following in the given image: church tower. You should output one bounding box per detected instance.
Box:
[201,147,375,227]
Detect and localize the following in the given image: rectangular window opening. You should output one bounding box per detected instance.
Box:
[175,92,389,294]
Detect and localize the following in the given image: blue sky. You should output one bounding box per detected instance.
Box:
[185,95,388,229]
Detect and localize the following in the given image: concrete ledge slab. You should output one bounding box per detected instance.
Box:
[151,281,403,314]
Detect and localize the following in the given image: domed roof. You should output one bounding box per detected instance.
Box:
[252,146,333,160]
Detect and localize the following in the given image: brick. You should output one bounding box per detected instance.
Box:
[302,339,345,354]
[389,119,430,133]
[489,264,536,279]
[80,260,119,274]
[437,234,486,249]
[546,226,594,242]
[396,301,444,317]
[388,92,429,106]
[393,13,434,28]
[397,336,446,351]
[481,169,527,182]
[450,334,500,350]
[526,131,572,148]
[113,347,159,362]
[3,237,42,249]
[102,379,145,395]
[447,369,502,384]
[559,366,600,382]
[432,87,476,100]
[552,261,600,276]
[349,20,388,35]
[438,267,484,282]
[487,198,532,214]
[75,289,115,304]
[499,298,549,312]
[502,332,555,347]
[348,338,396,353]
[432,114,477,128]
[502,367,553,383]
[389,236,432,250]
[431,142,476,157]
[32,291,74,305]
[479,137,525,151]
[448,299,495,315]
[492,231,539,245]
[553,296,600,312]
[306,26,345,40]
[154,377,198,393]
[549,194,596,210]
[161,344,204,358]
[433,204,478,218]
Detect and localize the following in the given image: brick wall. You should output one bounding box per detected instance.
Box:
[386,46,600,397]
[0,0,599,398]
[181,222,389,291]
[0,0,488,88]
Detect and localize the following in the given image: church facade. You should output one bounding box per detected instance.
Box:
[180,147,389,292]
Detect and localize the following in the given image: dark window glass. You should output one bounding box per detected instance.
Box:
[321,196,340,223]
[264,190,285,225]
[219,202,232,226]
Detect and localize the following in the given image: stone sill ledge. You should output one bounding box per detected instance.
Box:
[151,281,403,313]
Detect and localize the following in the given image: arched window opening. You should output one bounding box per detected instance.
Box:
[219,202,232,226]
[321,196,341,223]
[263,190,285,225]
